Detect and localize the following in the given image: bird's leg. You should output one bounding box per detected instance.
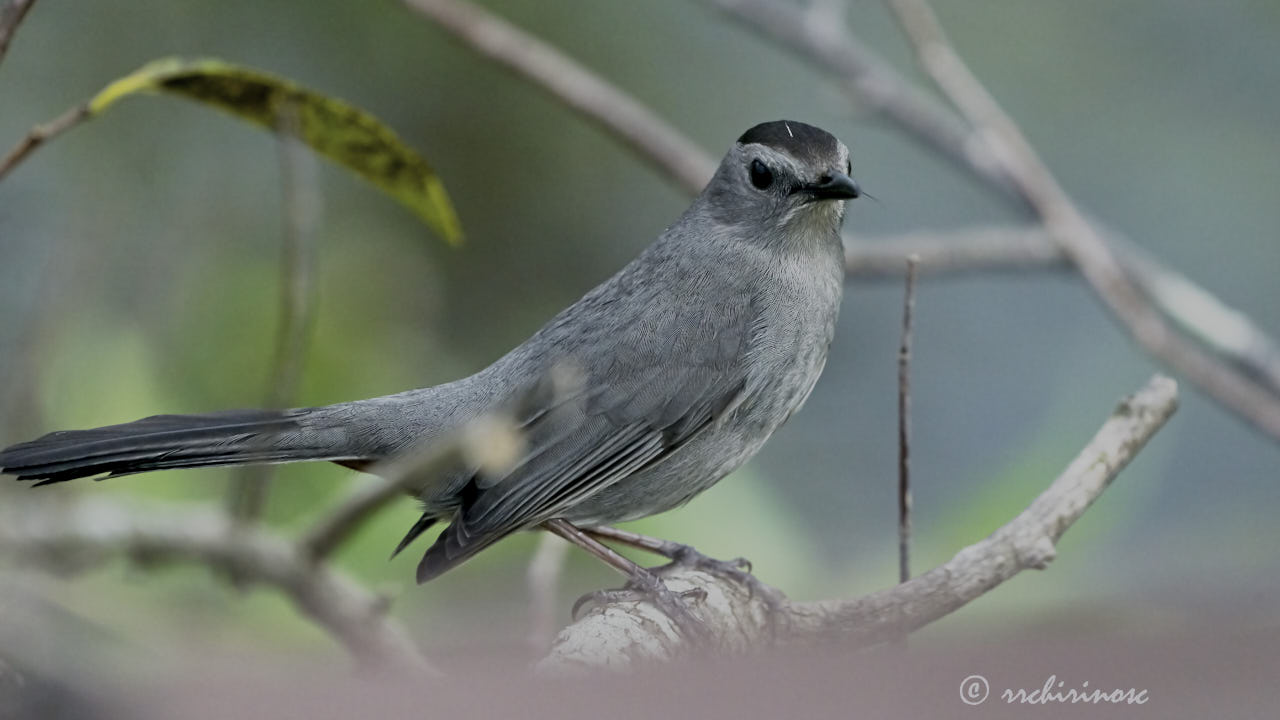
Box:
[542,519,711,645]
[581,525,786,612]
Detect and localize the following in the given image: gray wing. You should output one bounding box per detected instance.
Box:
[415,290,761,582]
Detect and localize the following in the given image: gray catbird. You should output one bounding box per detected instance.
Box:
[1,120,859,599]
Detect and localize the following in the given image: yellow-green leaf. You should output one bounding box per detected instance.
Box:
[90,57,462,244]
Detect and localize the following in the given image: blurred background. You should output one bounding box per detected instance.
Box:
[0,0,1277,711]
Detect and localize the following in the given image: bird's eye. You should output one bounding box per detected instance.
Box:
[749,159,773,190]
[845,159,852,176]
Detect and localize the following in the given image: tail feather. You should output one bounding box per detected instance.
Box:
[1,409,354,484]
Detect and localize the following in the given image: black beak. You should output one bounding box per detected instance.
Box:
[801,171,861,201]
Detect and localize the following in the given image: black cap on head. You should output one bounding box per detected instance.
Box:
[737,120,840,165]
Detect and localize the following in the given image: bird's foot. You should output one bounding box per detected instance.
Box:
[579,526,787,613]
[571,569,712,645]
[659,543,787,613]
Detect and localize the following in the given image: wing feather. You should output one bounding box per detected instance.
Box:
[414,278,763,582]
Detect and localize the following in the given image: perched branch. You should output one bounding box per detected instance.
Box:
[540,375,1178,671]
[402,0,715,194]
[0,0,37,64]
[0,499,436,673]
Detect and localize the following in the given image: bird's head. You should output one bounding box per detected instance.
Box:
[697,120,859,249]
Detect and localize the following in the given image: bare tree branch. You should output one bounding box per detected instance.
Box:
[539,374,1178,671]
[846,226,1065,278]
[0,102,89,182]
[401,0,715,194]
[0,0,37,65]
[713,0,1280,439]
[794,375,1177,646]
[4,0,1274,413]
[1119,241,1280,397]
[848,225,1280,400]
[398,0,1280,429]
[707,0,1022,200]
[882,0,1280,442]
[0,499,437,673]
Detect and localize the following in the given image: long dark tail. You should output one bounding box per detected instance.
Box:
[0,409,357,486]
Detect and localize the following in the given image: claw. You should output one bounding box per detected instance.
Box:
[680,587,708,603]
[662,545,782,610]
[571,590,597,619]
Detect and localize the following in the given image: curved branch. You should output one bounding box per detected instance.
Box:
[401,0,715,194]
[0,499,436,673]
[540,374,1178,671]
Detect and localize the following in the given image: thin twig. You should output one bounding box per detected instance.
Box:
[0,102,90,182]
[541,375,1178,669]
[896,255,918,587]
[301,411,525,561]
[846,226,1065,278]
[227,103,323,524]
[300,441,466,561]
[0,0,37,65]
[402,0,715,194]
[0,499,436,673]
[883,0,1280,442]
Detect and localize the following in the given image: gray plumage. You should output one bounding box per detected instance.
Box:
[1,120,860,583]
